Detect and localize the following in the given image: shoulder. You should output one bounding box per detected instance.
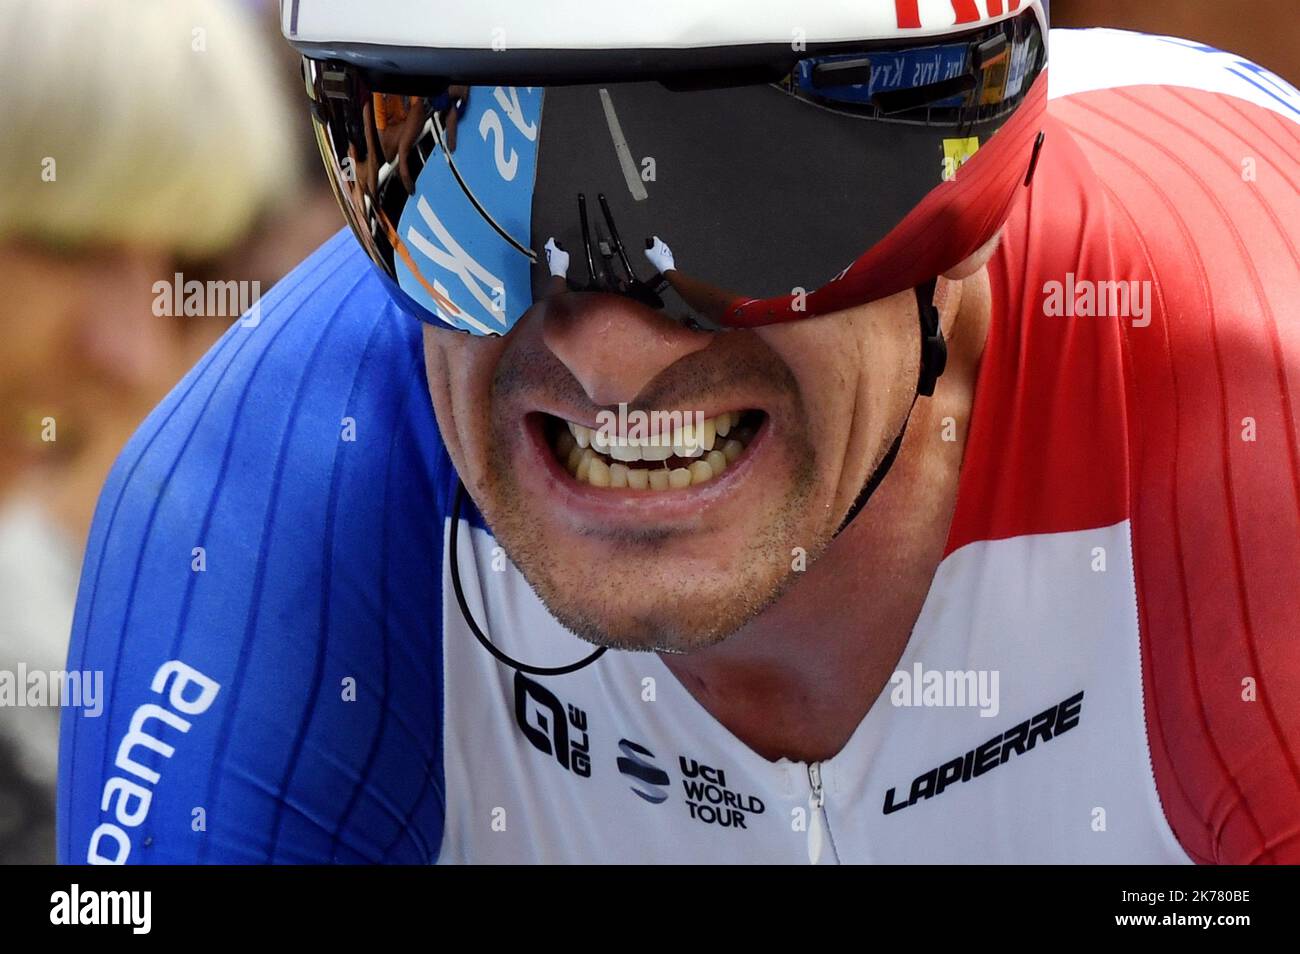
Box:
[71,229,456,636]
[1049,26,1300,123]
[988,29,1300,511]
[979,32,1300,862]
[1038,28,1300,300]
[58,232,454,863]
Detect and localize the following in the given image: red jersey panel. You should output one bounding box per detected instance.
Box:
[968,31,1300,862]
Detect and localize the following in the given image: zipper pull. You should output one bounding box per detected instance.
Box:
[807,762,825,865]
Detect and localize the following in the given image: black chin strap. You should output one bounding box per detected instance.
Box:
[834,279,947,537]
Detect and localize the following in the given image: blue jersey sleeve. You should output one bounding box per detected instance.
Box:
[58,232,456,864]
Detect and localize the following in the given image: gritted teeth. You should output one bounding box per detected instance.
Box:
[547,410,761,491]
[568,411,734,460]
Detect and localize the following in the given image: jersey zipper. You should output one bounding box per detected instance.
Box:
[806,761,833,864]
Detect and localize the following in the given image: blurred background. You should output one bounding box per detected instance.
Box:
[0,0,339,864]
[0,0,1297,865]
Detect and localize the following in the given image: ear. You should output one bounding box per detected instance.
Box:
[943,230,1003,281]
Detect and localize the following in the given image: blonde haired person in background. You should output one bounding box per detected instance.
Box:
[0,0,316,863]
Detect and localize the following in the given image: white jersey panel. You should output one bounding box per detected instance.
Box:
[819,521,1191,864]
[1049,28,1300,124]
[437,517,1193,864]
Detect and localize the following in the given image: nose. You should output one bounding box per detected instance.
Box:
[540,293,712,407]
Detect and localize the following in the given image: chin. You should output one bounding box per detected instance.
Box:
[504,533,805,654]
[534,581,768,653]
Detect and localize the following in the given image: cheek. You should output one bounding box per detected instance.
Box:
[754,304,897,438]
[753,297,916,493]
[421,326,508,472]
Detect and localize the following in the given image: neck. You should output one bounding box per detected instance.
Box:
[659,268,993,762]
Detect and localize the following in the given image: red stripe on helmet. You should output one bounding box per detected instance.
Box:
[898,0,1025,30]
[894,0,922,29]
[952,0,983,24]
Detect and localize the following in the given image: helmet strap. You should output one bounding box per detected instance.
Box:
[833,279,947,536]
[916,277,948,398]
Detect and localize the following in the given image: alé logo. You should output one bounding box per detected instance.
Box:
[514,672,591,778]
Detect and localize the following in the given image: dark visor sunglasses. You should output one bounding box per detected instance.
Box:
[300,7,1046,338]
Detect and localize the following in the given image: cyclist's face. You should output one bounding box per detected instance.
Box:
[422,290,919,652]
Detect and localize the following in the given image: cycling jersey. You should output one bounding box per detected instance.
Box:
[59,29,1300,864]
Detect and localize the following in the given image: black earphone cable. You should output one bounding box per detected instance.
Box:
[833,279,944,536]
[449,480,607,675]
